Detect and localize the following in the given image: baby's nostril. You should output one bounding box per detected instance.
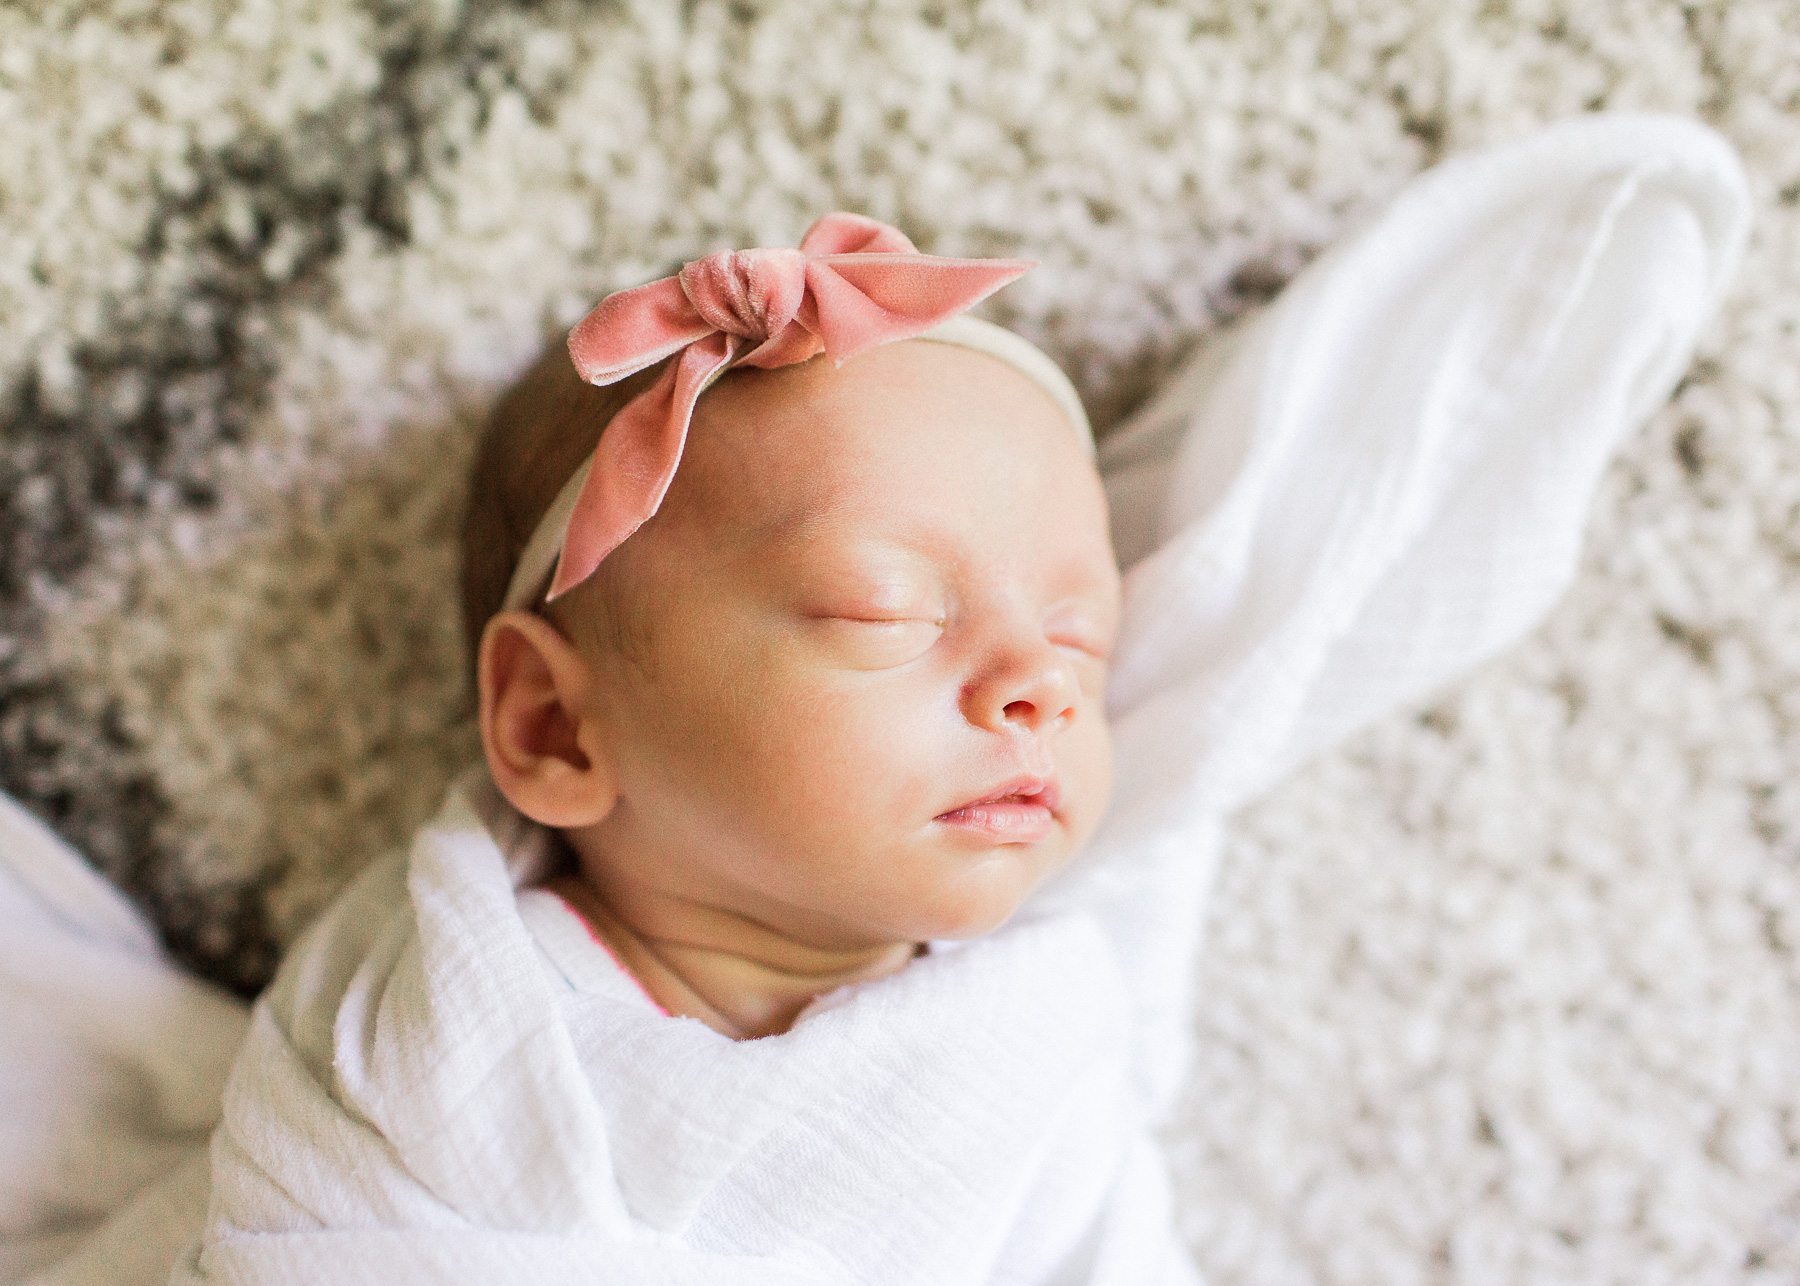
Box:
[1003,700,1035,722]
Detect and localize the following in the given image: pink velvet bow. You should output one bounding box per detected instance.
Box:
[547,212,1032,600]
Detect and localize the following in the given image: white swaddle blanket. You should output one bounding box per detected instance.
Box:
[2,113,1748,1286]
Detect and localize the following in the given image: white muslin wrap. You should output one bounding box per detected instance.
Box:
[1,113,1749,1285]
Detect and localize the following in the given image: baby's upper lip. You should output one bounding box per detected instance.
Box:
[940,774,1061,817]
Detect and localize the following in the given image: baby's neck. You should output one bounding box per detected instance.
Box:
[545,873,921,1040]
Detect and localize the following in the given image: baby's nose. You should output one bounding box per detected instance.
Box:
[966,639,1079,735]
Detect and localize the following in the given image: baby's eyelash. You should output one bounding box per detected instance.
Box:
[1055,638,1111,661]
[812,615,944,671]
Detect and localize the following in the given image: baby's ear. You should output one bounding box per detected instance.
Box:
[477,610,618,828]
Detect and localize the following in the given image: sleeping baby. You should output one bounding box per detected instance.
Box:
[183,213,1199,1285]
[0,113,1745,1286]
[462,214,1119,1043]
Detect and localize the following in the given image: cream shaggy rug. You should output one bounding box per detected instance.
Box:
[4,1,1798,1280]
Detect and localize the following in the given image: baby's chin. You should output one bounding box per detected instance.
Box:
[891,836,1073,943]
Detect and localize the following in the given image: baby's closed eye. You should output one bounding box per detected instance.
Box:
[808,615,945,669]
[1044,604,1116,664]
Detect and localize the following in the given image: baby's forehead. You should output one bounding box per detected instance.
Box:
[673,341,1092,542]
[622,343,1119,627]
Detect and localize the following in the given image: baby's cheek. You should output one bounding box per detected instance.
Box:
[770,680,940,816]
[1062,713,1115,847]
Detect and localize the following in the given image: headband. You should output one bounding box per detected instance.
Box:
[501,213,1093,614]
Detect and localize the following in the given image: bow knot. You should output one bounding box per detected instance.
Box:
[546,213,1034,601]
[678,247,808,346]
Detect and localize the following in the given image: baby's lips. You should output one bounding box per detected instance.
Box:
[933,779,1061,845]
[937,774,1061,820]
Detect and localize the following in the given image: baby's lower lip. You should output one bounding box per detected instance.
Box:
[935,794,1056,842]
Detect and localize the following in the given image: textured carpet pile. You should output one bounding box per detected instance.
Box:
[4,1,1798,1281]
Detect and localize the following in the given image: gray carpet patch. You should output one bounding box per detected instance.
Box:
[0,1,456,990]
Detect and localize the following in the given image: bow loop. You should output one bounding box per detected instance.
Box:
[797,211,920,256]
[803,254,1038,365]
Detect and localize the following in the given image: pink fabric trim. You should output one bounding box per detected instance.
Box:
[549,212,1034,600]
[549,890,671,1017]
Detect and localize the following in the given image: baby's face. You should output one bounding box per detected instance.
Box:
[562,340,1119,951]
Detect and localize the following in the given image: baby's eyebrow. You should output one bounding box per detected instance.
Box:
[736,491,866,549]
[744,499,948,563]
[1049,559,1125,626]
[746,509,840,551]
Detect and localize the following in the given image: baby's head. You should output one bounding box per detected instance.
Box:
[462,223,1119,958]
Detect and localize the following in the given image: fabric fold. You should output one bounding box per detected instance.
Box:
[1028,110,1751,1125]
[166,768,1190,1284]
